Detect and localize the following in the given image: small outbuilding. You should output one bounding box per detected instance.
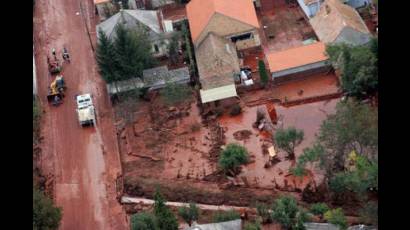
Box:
[266,42,330,84]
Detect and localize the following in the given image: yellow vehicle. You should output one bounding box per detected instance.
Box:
[47,75,66,106]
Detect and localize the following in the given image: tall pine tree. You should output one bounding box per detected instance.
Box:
[96,29,121,85]
[153,189,178,230]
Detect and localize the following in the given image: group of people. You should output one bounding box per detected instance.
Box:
[51,47,70,63]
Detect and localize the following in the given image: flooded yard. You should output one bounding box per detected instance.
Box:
[218,98,339,190]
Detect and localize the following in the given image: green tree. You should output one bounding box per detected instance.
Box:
[290,144,324,177]
[271,196,309,230]
[274,127,304,160]
[317,100,378,179]
[33,188,62,230]
[324,208,348,230]
[130,212,159,230]
[161,82,191,105]
[181,21,196,77]
[178,203,199,227]
[97,29,121,85]
[212,210,241,223]
[153,189,178,230]
[258,60,269,87]
[326,40,378,99]
[309,203,329,216]
[113,24,155,79]
[167,33,180,65]
[218,144,249,175]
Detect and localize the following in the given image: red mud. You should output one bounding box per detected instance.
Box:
[242,72,340,107]
[218,99,339,190]
[33,0,127,229]
[118,99,217,182]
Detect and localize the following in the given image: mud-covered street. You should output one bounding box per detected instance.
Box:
[33,0,127,229]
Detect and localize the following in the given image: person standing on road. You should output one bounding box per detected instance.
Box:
[62,47,70,63]
[52,48,56,60]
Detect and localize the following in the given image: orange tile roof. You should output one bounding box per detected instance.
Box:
[186,0,260,42]
[266,42,328,73]
[94,0,110,4]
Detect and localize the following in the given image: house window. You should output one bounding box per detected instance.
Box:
[154,44,159,53]
[230,33,253,43]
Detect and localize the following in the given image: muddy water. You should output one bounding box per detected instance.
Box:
[218,99,339,190]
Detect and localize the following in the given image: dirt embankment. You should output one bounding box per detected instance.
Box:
[124,177,279,209]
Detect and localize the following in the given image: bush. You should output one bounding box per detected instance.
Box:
[324,208,348,230]
[212,210,241,223]
[310,203,329,216]
[244,221,261,230]
[178,203,199,226]
[271,196,310,230]
[258,60,269,87]
[33,188,62,230]
[218,144,249,175]
[153,189,178,230]
[256,202,272,223]
[130,212,159,230]
[229,104,242,116]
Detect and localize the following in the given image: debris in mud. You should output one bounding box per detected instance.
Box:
[302,182,326,203]
[206,117,226,161]
[233,130,253,141]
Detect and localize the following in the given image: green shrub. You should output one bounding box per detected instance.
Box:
[130,212,159,230]
[153,189,178,230]
[274,127,304,160]
[310,203,329,216]
[33,188,62,230]
[324,208,348,230]
[212,210,241,223]
[178,203,199,226]
[271,196,310,230]
[218,144,249,175]
[258,60,269,86]
[256,202,272,223]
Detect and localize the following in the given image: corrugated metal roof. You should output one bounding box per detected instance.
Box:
[200,84,237,103]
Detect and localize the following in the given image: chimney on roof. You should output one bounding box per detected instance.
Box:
[325,4,331,15]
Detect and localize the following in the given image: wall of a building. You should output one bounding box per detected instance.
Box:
[297,0,312,18]
[234,30,261,50]
[271,61,331,84]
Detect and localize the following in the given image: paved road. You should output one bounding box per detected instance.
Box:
[33,0,128,229]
